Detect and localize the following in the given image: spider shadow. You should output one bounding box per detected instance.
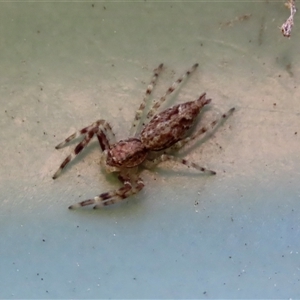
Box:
[178,107,232,157]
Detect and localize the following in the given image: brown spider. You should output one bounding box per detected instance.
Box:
[52,63,235,209]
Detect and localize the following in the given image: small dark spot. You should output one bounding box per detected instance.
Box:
[42,239,45,242]
[75,144,84,154]
[231,217,234,222]
[229,256,232,259]
[273,103,276,107]
[40,87,43,91]
[294,132,297,135]
[203,291,206,295]
[41,278,44,281]
[249,39,251,43]
[133,277,136,280]
[37,30,40,34]
[278,74,281,77]
[101,192,111,200]
[103,6,106,9]
[61,157,71,169]
[200,43,203,46]
[111,64,114,67]
[77,225,79,228]
[92,3,94,7]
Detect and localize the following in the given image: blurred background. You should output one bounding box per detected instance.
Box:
[0,1,299,298]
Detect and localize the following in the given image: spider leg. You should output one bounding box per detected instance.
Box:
[144,154,216,175]
[167,107,235,152]
[55,120,116,149]
[146,63,199,120]
[68,176,145,209]
[52,123,116,179]
[129,63,163,137]
[53,129,97,179]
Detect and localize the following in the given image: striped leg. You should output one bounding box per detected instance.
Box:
[129,63,163,137]
[55,120,116,150]
[167,107,235,152]
[68,176,145,209]
[144,154,216,175]
[146,63,199,120]
[52,122,116,179]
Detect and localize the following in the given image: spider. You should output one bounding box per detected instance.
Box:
[52,63,235,209]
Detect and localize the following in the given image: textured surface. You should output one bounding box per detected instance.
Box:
[1,1,300,298]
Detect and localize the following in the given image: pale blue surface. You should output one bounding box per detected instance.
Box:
[1,1,300,298]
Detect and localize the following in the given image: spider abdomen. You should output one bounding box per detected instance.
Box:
[141,93,211,151]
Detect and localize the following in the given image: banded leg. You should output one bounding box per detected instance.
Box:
[55,120,116,150]
[144,154,216,175]
[68,176,145,209]
[52,123,115,179]
[146,63,199,120]
[167,107,235,152]
[129,63,164,137]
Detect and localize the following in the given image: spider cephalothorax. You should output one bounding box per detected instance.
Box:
[106,138,147,168]
[53,63,234,209]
